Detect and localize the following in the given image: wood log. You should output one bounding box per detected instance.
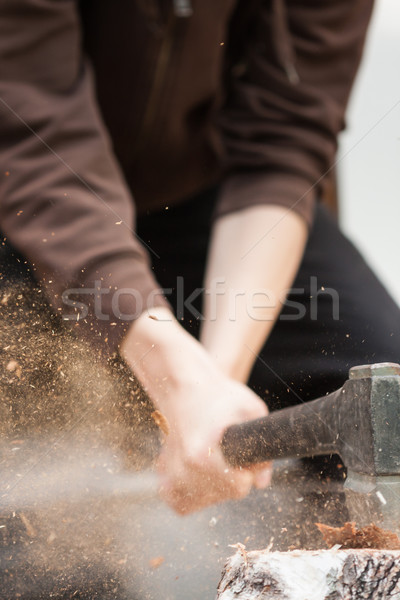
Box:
[216,547,400,599]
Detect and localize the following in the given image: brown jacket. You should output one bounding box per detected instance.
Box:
[0,0,373,352]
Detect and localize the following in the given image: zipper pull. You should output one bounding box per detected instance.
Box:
[284,62,300,85]
[173,0,193,17]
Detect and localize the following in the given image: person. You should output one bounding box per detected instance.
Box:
[0,0,399,517]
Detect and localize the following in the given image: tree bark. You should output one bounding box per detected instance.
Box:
[216,548,400,599]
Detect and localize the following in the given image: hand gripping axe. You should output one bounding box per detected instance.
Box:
[221,362,400,533]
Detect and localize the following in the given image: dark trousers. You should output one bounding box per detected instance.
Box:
[137,187,400,410]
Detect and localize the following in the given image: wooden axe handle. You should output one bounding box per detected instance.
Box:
[221,388,342,467]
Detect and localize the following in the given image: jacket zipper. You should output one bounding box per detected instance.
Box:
[173,0,193,18]
[133,1,192,159]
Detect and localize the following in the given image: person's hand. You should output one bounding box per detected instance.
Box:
[120,307,272,514]
[157,371,272,514]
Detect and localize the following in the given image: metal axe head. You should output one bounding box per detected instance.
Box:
[221,361,400,532]
[340,363,400,533]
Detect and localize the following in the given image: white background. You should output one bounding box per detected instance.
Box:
[338,0,400,306]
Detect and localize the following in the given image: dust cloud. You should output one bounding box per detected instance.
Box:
[0,281,160,598]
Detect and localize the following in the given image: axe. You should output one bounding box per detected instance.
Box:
[221,362,400,533]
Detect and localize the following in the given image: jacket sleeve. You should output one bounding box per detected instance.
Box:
[0,0,169,353]
[215,0,374,226]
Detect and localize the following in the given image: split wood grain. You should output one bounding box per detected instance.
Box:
[216,548,400,599]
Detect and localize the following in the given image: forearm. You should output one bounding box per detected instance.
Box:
[200,205,308,382]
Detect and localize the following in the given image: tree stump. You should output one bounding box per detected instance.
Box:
[216,547,400,599]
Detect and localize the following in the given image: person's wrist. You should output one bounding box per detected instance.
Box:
[120,307,220,409]
[200,336,255,383]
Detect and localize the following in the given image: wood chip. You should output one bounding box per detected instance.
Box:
[151,410,170,435]
[6,360,22,378]
[1,292,11,305]
[316,521,400,550]
[20,512,36,538]
[229,543,248,567]
[149,556,165,569]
